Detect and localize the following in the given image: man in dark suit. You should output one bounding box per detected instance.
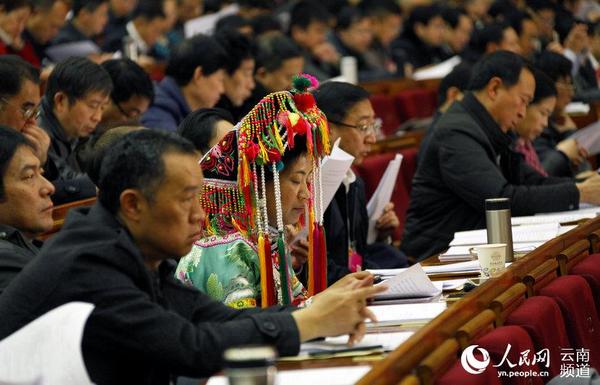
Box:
[0,129,383,385]
[0,127,54,295]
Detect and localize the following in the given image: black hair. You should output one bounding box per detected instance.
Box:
[235,0,272,10]
[359,0,402,19]
[468,50,527,91]
[264,134,308,182]
[488,0,518,21]
[535,51,572,82]
[98,129,197,214]
[402,4,443,40]
[214,14,252,35]
[45,57,113,108]
[131,0,166,20]
[0,55,40,101]
[0,0,32,12]
[438,63,472,106]
[526,0,555,13]
[312,81,370,123]
[0,126,34,201]
[30,0,58,11]
[531,68,557,104]
[336,6,369,32]
[441,6,466,29]
[165,34,228,87]
[101,59,154,104]
[255,33,302,72]
[289,0,331,31]
[251,14,283,36]
[81,125,144,185]
[505,10,533,35]
[215,30,255,75]
[177,107,234,154]
[72,0,107,16]
[468,22,510,56]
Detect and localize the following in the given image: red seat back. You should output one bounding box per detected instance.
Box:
[394,88,438,123]
[474,326,544,385]
[505,296,570,379]
[369,94,401,136]
[570,253,600,318]
[435,358,502,385]
[539,275,600,369]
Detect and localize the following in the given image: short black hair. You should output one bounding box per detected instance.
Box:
[72,0,107,16]
[0,55,40,101]
[131,0,166,20]
[531,68,557,104]
[0,126,34,201]
[438,62,472,105]
[251,14,283,36]
[535,51,572,82]
[359,0,402,19]
[403,4,443,39]
[101,59,154,104]
[215,30,255,75]
[98,129,196,214]
[336,6,369,32]
[289,1,331,31]
[526,0,555,13]
[255,33,302,72]
[312,81,370,123]
[0,0,32,12]
[165,34,228,87]
[177,108,234,154]
[45,57,113,108]
[441,6,466,29]
[214,14,252,35]
[505,10,533,36]
[468,22,508,55]
[469,50,527,91]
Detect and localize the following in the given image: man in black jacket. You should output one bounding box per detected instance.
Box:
[401,51,600,261]
[0,129,383,384]
[0,127,54,295]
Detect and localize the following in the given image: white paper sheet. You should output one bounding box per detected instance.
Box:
[45,41,101,62]
[449,223,560,246]
[412,56,462,80]
[366,153,403,243]
[320,331,414,352]
[374,264,441,300]
[0,302,95,385]
[367,302,447,327]
[184,4,239,37]
[565,102,590,115]
[570,120,600,155]
[320,139,355,210]
[440,242,543,261]
[206,366,372,385]
[512,209,599,225]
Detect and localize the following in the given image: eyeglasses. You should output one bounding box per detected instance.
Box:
[114,100,141,120]
[328,118,382,134]
[0,98,41,121]
[556,81,575,92]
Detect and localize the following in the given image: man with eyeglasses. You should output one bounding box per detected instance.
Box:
[0,56,49,164]
[38,57,113,204]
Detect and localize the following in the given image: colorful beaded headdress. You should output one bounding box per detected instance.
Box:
[200,74,330,307]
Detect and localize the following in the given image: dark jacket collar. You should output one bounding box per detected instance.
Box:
[38,97,74,146]
[0,224,39,253]
[156,76,191,116]
[461,92,512,155]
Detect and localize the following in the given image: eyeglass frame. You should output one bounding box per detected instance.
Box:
[0,97,41,122]
[113,99,142,120]
[328,118,382,134]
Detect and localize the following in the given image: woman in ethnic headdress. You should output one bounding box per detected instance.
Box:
[176,75,335,309]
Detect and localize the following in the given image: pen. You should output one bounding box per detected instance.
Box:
[307,344,384,357]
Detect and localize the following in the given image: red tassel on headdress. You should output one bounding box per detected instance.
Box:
[293,93,316,112]
[311,221,321,292]
[317,224,328,292]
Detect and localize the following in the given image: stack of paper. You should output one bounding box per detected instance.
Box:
[366,154,403,243]
[412,56,462,80]
[512,207,599,225]
[449,223,560,246]
[565,102,590,115]
[440,243,541,262]
[367,302,447,327]
[207,366,372,385]
[184,4,239,37]
[373,264,441,302]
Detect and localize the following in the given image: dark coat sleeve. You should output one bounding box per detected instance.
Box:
[534,135,573,178]
[140,104,179,132]
[0,242,36,296]
[438,129,579,216]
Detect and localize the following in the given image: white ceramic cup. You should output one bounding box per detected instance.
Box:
[469,243,507,278]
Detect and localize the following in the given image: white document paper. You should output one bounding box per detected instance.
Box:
[206,366,372,385]
[412,56,462,80]
[512,210,599,226]
[319,331,414,352]
[440,242,543,261]
[184,4,239,37]
[565,102,590,115]
[320,139,355,210]
[374,264,441,300]
[46,41,101,62]
[449,223,560,246]
[0,302,95,385]
[366,153,403,243]
[367,302,447,327]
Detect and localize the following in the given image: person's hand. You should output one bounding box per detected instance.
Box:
[21,124,50,164]
[292,284,387,344]
[546,41,564,54]
[375,202,399,241]
[327,271,375,291]
[577,174,600,205]
[557,138,587,166]
[312,42,340,65]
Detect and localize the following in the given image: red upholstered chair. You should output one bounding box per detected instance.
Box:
[505,296,570,379]
[474,326,544,385]
[394,88,438,123]
[539,275,600,370]
[435,359,502,385]
[570,253,600,318]
[370,94,401,136]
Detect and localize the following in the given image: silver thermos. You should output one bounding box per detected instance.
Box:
[485,198,514,262]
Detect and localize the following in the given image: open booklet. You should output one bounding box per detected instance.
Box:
[412,56,462,80]
[366,153,403,244]
[373,264,441,301]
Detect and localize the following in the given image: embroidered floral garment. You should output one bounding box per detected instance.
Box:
[176,232,307,308]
